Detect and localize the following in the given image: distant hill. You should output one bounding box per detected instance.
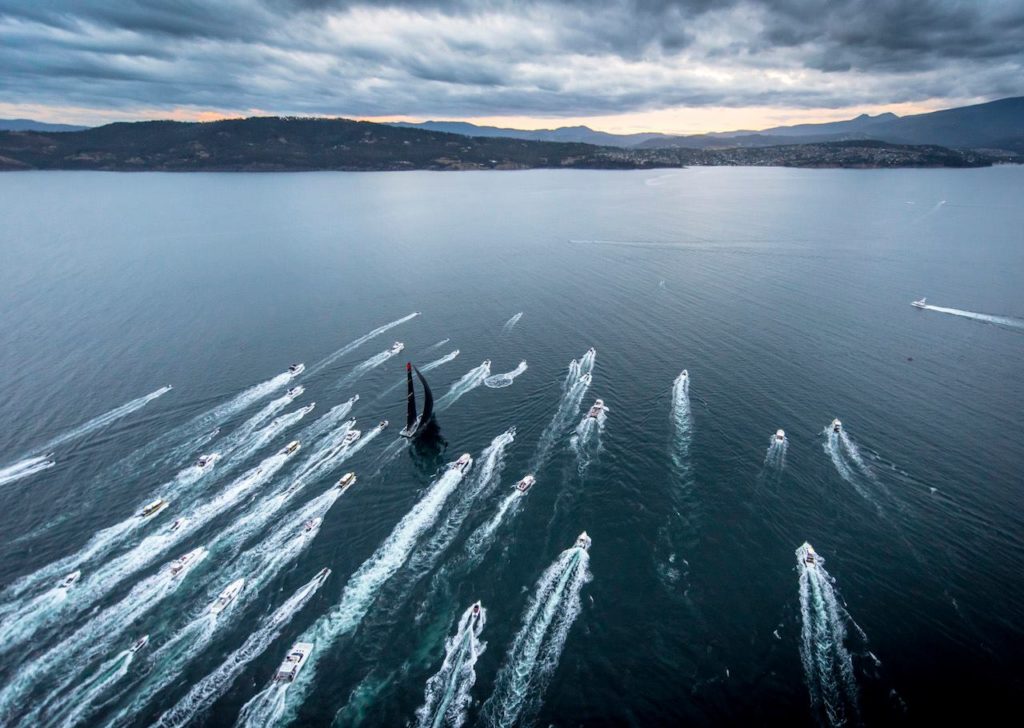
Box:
[390,120,664,148]
[0,118,89,133]
[0,117,1002,172]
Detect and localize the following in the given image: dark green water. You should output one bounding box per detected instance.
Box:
[0,168,1021,726]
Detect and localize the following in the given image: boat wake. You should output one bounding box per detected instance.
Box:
[436,361,492,411]
[241,450,479,725]
[796,543,864,727]
[380,350,460,399]
[0,455,55,488]
[484,361,528,389]
[501,312,523,333]
[671,370,691,472]
[425,338,450,352]
[764,431,788,470]
[823,424,884,511]
[482,538,592,728]
[530,349,595,472]
[917,302,1024,331]
[415,602,487,728]
[307,312,420,376]
[340,344,406,387]
[569,406,606,474]
[156,568,331,728]
[41,639,141,728]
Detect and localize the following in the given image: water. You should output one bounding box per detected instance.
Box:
[0,168,1022,726]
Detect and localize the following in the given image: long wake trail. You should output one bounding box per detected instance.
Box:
[307,312,420,376]
[414,603,487,728]
[0,455,55,487]
[481,537,592,727]
[154,568,332,728]
[235,446,485,726]
[484,361,528,389]
[570,403,606,474]
[918,302,1024,330]
[436,361,492,410]
[501,312,523,333]
[339,344,405,388]
[530,349,595,472]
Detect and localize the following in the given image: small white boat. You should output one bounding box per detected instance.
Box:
[343,430,361,446]
[282,440,301,456]
[574,531,592,551]
[140,498,169,518]
[579,373,592,386]
[469,601,483,627]
[803,543,818,567]
[482,359,492,369]
[169,547,206,578]
[58,570,81,590]
[286,385,304,398]
[390,341,405,355]
[169,517,188,533]
[377,419,389,430]
[911,297,927,309]
[210,578,245,615]
[196,453,219,469]
[514,474,536,493]
[336,472,357,493]
[288,363,305,377]
[303,517,322,534]
[129,635,149,654]
[775,429,786,442]
[274,642,314,683]
[450,453,473,474]
[831,418,842,434]
[587,399,607,419]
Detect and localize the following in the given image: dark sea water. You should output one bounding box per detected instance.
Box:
[0,167,1022,727]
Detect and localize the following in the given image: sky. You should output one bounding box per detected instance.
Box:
[0,0,1021,134]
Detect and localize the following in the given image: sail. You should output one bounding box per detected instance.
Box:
[414,365,434,429]
[405,362,417,432]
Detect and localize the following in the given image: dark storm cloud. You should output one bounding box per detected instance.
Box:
[0,0,1021,119]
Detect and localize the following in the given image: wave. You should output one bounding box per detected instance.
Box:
[239,451,478,726]
[482,539,592,727]
[307,312,420,376]
[0,454,55,488]
[501,312,523,333]
[415,603,487,728]
[484,361,527,389]
[156,568,331,728]
[918,303,1024,331]
[796,544,862,727]
[436,361,492,411]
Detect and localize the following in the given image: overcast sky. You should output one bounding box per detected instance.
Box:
[0,0,1021,132]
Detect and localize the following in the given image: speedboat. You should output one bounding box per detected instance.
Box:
[469,601,483,627]
[514,474,536,493]
[314,567,331,583]
[336,472,357,493]
[450,453,473,474]
[377,419,389,430]
[911,297,927,309]
[169,517,188,533]
[343,430,361,446]
[129,635,149,654]
[288,363,305,377]
[282,440,301,456]
[803,543,818,567]
[775,429,786,443]
[140,498,169,518]
[210,578,245,615]
[196,452,220,469]
[274,641,314,683]
[58,570,81,590]
[286,385,304,398]
[299,403,316,416]
[169,547,206,578]
[579,373,592,386]
[303,517,322,534]
[587,399,607,419]
[390,341,405,355]
[575,531,592,551]
[831,418,842,434]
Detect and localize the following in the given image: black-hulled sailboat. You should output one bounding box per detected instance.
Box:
[400,362,434,439]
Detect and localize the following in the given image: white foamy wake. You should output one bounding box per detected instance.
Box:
[570,406,606,474]
[501,312,523,333]
[156,569,331,728]
[764,432,788,470]
[484,361,528,389]
[340,345,405,387]
[796,543,861,727]
[919,303,1024,330]
[822,425,881,511]
[415,603,487,728]
[671,370,691,471]
[40,641,139,728]
[239,451,478,726]
[0,455,55,487]
[425,338,450,352]
[436,361,492,411]
[308,312,420,376]
[531,351,594,471]
[482,541,591,727]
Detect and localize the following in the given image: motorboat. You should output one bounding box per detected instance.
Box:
[288,363,305,377]
[377,419,389,430]
[803,544,818,567]
[482,359,492,369]
[129,635,149,654]
[831,419,842,434]
[303,517,322,534]
[514,474,536,493]
[274,641,314,683]
[390,341,405,355]
[282,440,301,456]
[336,472,357,493]
[775,429,786,443]
[169,517,188,533]
[343,430,361,446]
[314,567,331,583]
[911,297,927,309]
[58,570,81,590]
[140,498,169,518]
[299,403,316,416]
[210,578,245,615]
[196,452,220,469]
[579,373,592,386]
[286,385,304,398]
[450,453,473,474]
[574,531,592,551]
[587,399,607,419]
[469,601,483,627]
[169,547,206,578]
[679,369,689,382]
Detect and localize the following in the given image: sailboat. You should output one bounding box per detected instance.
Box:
[400,362,434,439]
